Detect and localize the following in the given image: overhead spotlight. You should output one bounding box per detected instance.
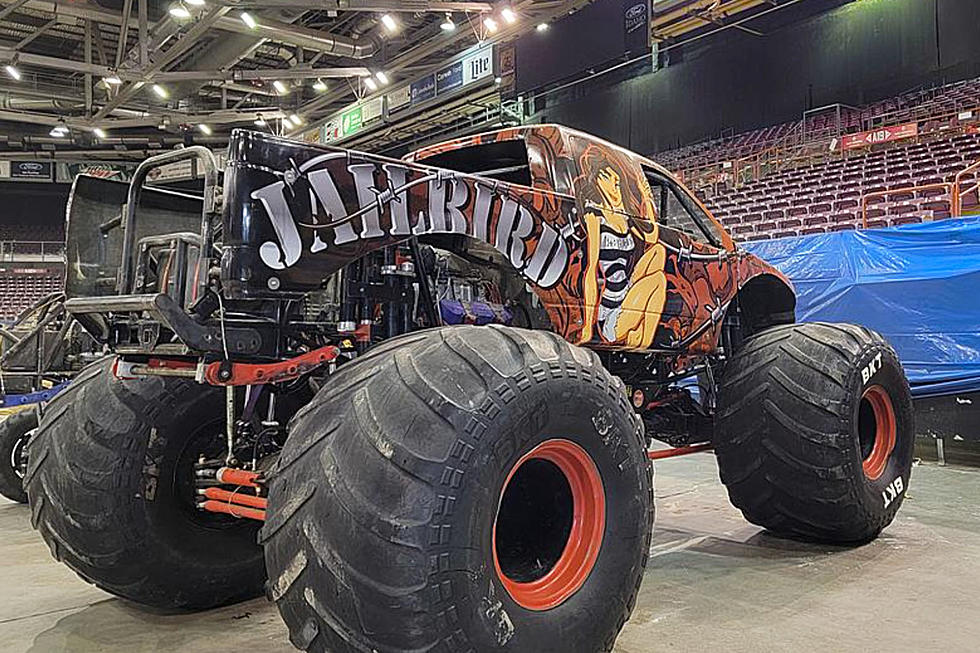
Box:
[103,74,123,85]
[440,13,456,31]
[501,7,518,24]
[185,0,205,5]
[254,115,267,127]
[168,3,191,19]
[312,78,327,92]
[289,113,303,125]
[240,11,257,29]
[272,79,288,94]
[483,17,498,33]
[375,71,389,85]
[4,65,21,81]
[536,22,549,32]
[494,76,502,84]
[198,123,212,135]
[363,77,378,92]
[93,127,107,139]
[281,115,295,129]
[380,13,398,33]
[49,125,68,137]
[152,83,169,98]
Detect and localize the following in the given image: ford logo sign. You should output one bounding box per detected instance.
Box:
[625,4,646,19]
[21,162,43,171]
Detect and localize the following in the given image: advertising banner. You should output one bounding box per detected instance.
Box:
[361,96,384,123]
[341,106,363,136]
[841,122,918,150]
[462,46,493,86]
[387,85,411,113]
[10,161,52,181]
[411,74,436,105]
[623,1,650,54]
[436,61,464,94]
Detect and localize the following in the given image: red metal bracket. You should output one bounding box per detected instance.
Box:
[203,344,340,386]
[647,443,714,460]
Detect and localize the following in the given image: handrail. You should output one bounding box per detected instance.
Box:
[860,183,952,228]
[953,159,980,215]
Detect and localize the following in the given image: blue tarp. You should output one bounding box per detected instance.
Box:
[742,217,980,398]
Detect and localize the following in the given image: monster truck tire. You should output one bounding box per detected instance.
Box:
[0,409,36,503]
[715,322,914,543]
[262,325,653,653]
[24,359,265,609]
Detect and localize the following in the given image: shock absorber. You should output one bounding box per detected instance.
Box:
[194,463,267,521]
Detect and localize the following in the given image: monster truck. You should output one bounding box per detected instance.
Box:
[25,125,913,651]
[0,294,98,503]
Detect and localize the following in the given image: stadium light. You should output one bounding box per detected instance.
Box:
[289,114,303,125]
[501,8,517,24]
[5,65,21,81]
[49,125,68,137]
[152,84,169,98]
[312,78,327,92]
[282,116,295,129]
[169,3,191,20]
[364,77,378,92]
[536,22,549,32]
[483,17,498,33]
[272,80,288,94]
[380,14,398,33]
[441,14,456,31]
[198,124,213,135]
[93,127,107,139]
[254,115,266,127]
[375,71,389,85]
[185,0,205,5]
[240,12,257,29]
[103,73,123,85]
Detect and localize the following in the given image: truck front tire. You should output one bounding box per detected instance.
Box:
[714,322,914,543]
[262,326,654,653]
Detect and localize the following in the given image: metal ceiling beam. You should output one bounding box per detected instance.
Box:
[149,66,371,82]
[92,5,233,120]
[0,48,369,83]
[0,0,29,23]
[215,0,493,10]
[0,0,384,59]
[213,15,382,58]
[115,0,134,69]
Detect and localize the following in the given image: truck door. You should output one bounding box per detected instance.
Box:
[641,167,736,354]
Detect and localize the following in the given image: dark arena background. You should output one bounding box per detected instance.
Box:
[0,1,978,651]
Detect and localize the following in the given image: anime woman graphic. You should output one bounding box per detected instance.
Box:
[577,151,668,349]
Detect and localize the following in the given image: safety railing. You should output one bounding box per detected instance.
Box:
[860,183,953,228]
[953,159,980,216]
[0,241,65,262]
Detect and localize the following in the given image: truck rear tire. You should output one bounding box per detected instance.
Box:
[24,360,265,609]
[714,322,914,543]
[0,409,35,503]
[262,326,653,653]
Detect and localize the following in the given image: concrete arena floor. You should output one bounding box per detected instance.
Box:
[1,455,978,653]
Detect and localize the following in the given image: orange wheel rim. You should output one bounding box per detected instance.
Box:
[861,385,897,481]
[492,439,605,611]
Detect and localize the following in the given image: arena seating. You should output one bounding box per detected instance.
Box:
[660,76,980,173]
[0,269,63,324]
[703,131,980,240]
[658,76,980,242]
